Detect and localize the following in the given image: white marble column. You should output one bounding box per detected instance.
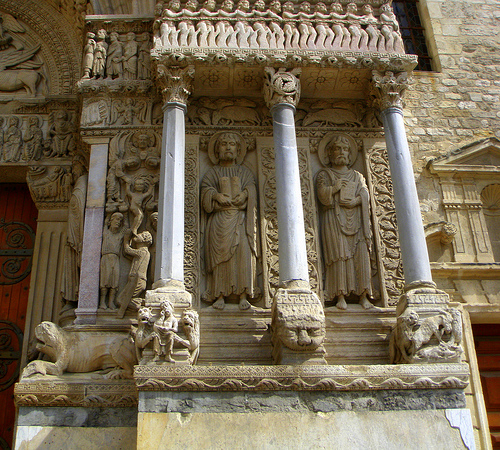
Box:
[146,64,194,309]
[75,137,110,324]
[372,71,433,290]
[264,67,326,365]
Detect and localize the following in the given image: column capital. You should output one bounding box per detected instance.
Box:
[371,70,411,111]
[81,136,110,146]
[263,67,301,110]
[156,64,195,105]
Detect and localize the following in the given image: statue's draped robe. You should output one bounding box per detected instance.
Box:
[61,173,87,303]
[201,165,259,302]
[317,168,372,300]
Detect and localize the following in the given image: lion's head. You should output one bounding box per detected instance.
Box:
[34,321,65,361]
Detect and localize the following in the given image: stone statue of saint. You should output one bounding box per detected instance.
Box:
[60,158,87,312]
[100,212,126,310]
[201,132,259,310]
[316,134,373,309]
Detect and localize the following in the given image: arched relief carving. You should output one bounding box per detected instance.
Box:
[0,1,80,99]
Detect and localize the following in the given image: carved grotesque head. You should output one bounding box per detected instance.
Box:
[202,0,216,11]
[254,0,266,12]
[282,1,294,13]
[34,322,63,361]
[215,133,240,163]
[133,177,149,192]
[270,0,281,13]
[347,2,357,13]
[236,0,250,11]
[299,1,311,13]
[272,291,325,352]
[168,0,181,11]
[133,231,153,247]
[331,2,342,13]
[97,29,107,40]
[138,306,153,324]
[221,0,234,12]
[315,2,327,14]
[150,211,158,231]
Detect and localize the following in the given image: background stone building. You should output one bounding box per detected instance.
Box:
[0,0,498,448]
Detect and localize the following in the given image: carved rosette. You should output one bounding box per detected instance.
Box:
[371,70,410,111]
[156,64,195,105]
[263,67,301,110]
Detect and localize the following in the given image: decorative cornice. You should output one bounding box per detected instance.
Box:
[371,70,410,111]
[263,67,301,109]
[155,64,195,105]
[152,50,418,72]
[15,377,138,407]
[134,363,470,392]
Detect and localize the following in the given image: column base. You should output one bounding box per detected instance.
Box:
[271,284,327,365]
[390,284,463,364]
[146,280,192,310]
[73,307,97,325]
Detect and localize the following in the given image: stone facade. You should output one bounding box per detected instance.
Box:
[0,0,498,449]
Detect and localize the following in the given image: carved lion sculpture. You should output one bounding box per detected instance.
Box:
[21,321,137,379]
[131,307,157,363]
[179,309,200,364]
[390,309,462,364]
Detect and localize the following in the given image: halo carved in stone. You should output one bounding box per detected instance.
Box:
[207,131,247,165]
[317,133,358,168]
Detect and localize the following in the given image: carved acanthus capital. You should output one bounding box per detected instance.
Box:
[156,64,195,105]
[371,70,410,111]
[263,67,301,110]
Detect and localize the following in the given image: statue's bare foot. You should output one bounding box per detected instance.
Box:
[359,294,373,309]
[336,295,347,310]
[99,302,108,310]
[239,295,251,310]
[213,297,225,310]
[109,301,118,311]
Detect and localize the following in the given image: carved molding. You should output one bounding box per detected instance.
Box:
[15,378,138,407]
[263,67,301,109]
[371,70,410,111]
[134,363,470,392]
[156,64,195,105]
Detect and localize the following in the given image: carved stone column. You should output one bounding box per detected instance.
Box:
[75,137,110,325]
[372,71,463,364]
[264,67,326,365]
[145,64,194,309]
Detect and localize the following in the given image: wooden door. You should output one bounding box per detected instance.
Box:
[472,323,500,449]
[0,184,37,449]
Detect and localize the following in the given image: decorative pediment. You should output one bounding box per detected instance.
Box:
[429,137,500,176]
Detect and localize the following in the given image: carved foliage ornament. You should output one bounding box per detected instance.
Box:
[156,64,195,104]
[371,70,410,111]
[263,67,301,109]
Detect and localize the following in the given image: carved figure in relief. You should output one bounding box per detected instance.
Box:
[92,29,108,79]
[100,212,126,310]
[316,134,373,309]
[122,33,138,80]
[47,110,75,157]
[390,309,463,363]
[3,116,22,162]
[153,300,178,362]
[137,33,151,80]
[61,159,87,312]
[131,306,156,363]
[180,309,200,364]
[116,230,152,319]
[82,32,96,79]
[23,116,43,161]
[148,211,158,286]
[21,321,137,379]
[126,177,155,236]
[201,132,260,310]
[105,32,123,79]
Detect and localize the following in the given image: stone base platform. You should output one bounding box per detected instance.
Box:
[13,364,474,449]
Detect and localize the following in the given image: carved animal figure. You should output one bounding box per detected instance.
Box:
[179,309,200,364]
[131,306,157,363]
[212,106,260,125]
[0,70,42,96]
[302,108,362,127]
[21,321,137,379]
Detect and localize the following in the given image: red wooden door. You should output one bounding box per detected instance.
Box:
[473,323,500,449]
[0,184,37,449]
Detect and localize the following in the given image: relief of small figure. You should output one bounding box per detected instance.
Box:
[153,300,178,362]
[116,230,152,319]
[82,32,96,79]
[316,134,373,310]
[23,116,43,161]
[201,132,260,310]
[48,110,75,157]
[92,29,108,79]
[105,32,123,80]
[100,212,126,310]
[122,32,138,80]
[126,176,155,236]
[3,116,23,162]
